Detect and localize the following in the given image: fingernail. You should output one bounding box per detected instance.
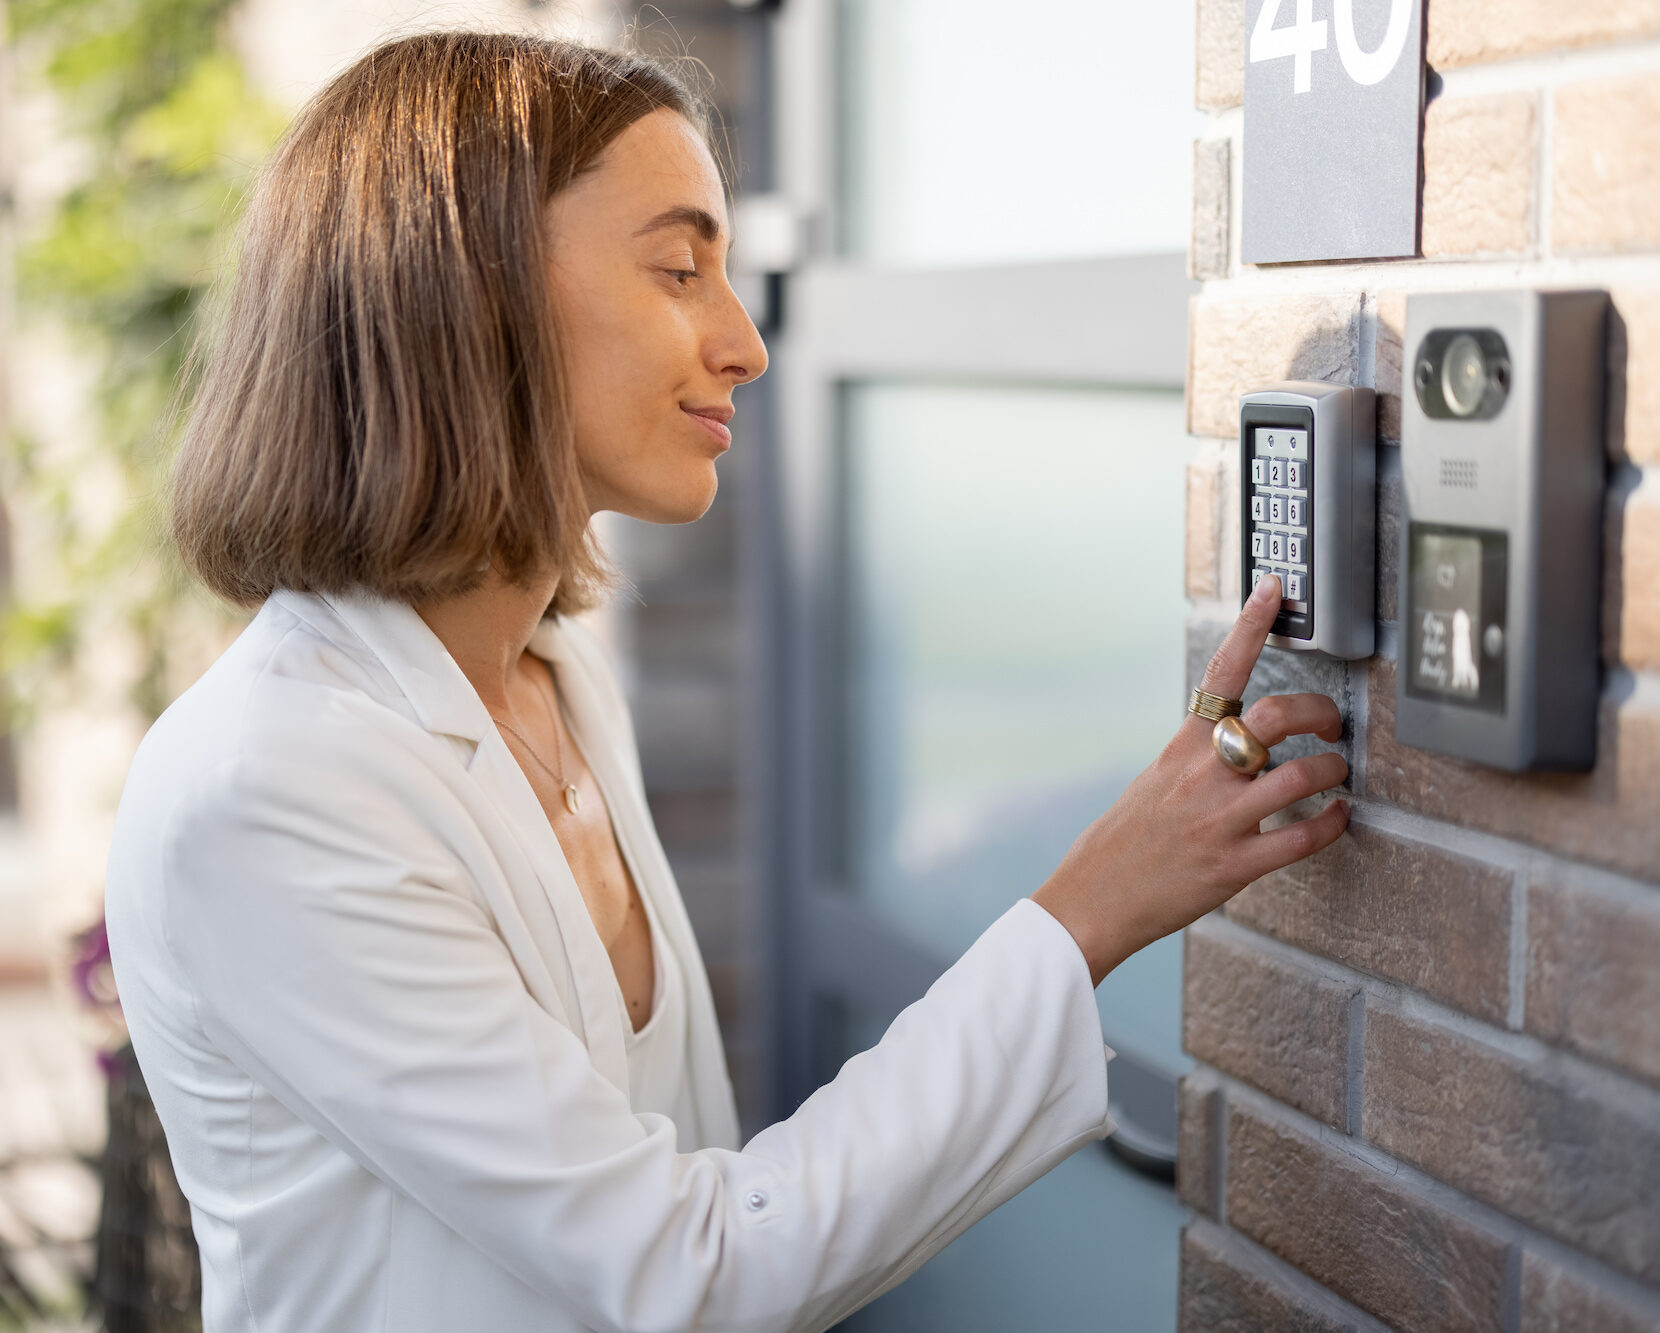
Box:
[1251,574,1278,603]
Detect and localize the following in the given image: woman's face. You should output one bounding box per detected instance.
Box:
[546,108,768,525]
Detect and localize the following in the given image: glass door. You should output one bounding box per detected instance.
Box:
[760,1,1202,1324]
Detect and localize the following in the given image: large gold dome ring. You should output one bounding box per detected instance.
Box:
[1212,715,1270,775]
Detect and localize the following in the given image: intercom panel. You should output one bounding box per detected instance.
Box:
[1394,289,1608,772]
[1240,383,1376,659]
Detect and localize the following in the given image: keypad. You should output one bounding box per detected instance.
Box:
[1247,426,1311,613]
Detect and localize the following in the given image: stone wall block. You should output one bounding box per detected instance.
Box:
[1520,1251,1660,1333]
[1192,137,1231,280]
[1196,0,1245,109]
[1527,871,1660,1086]
[1366,658,1660,884]
[1186,452,1223,601]
[1605,475,1660,674]
[1227,1102,1512,1333]
[1553,74,1660,254]
[1363,1007,1660,1285]
[1182,920,1354,1129]
[1227,818,1513,1023]
[1375,292,1406,444]
[1610,289,1660,466]
[1188,294,1363,438]
[1427,1,1660,69]
[1177,1071,1223,1218]
[1422,94,1537,257]
[1178,1220,1358,1333]
[1375,447,1402,622]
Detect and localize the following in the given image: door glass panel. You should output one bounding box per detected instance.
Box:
[839,381,1190,1073]
[837,0,1204,266]
[822,999,1184,1333]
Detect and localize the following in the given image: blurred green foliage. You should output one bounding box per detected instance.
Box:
[4,0,284,725]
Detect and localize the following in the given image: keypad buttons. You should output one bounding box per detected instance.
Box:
[1267,531,1285,562]
[1287,535,1306,565]
[1288,497,1307,528]
[1251,459,1267,485]
[1287,460,1306,489]
[1269,495,1287,525]
[1251,495,1267,523]
[1268,458,1286,487]
[1286,571,1306,601]
[1251,530,1267,559]
[1252,566,1271,591]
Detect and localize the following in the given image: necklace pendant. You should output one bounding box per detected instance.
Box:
[563,783,582,816]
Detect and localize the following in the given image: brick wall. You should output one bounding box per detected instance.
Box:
[1181,4,1660,1328]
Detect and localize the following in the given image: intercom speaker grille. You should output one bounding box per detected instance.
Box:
[1440,458,1479,489]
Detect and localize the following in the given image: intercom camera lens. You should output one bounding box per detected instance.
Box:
[1416,360,1434,391]
[1441,334,1488,417]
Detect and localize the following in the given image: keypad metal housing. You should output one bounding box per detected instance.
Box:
[1239,384,1376,659]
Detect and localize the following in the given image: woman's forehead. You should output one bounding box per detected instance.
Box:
[583,109,726,232]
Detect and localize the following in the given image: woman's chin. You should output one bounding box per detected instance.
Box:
[616,473,719,526]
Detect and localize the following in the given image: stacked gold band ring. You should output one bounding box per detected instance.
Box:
[1187,687,1243,722]
[1188,688,1269,775]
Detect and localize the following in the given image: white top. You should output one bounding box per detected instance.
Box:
[104,586,1116,1333]
[616,844,696,1142]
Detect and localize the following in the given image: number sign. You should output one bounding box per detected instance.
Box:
[1242,0,1424,264]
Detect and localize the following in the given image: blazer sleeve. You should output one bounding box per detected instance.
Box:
[161,738,1114,1333]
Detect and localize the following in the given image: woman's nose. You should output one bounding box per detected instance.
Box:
[711,283,769,385]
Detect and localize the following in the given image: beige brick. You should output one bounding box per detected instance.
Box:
[1610,288,1660,465]
[1191,137,1231,280]
[1176,1072,1223,1218]
[1375,448,1402,620]
[1375,292,1406,444]
[1428,0,1660,68]
[1182,919,1354,1129]
[1422,94,1537,257]
[1179,1220,1351,1333]
[1605,475,1660,673]
[1527,870,1660,1085]
[1188,294,1363,437]
[1186,454,1222,600]
[1196,0,1245,110]
[1366,658,1660,884]
[1365,1006,1660,1285]
[1520,1250,1660,1333]
[1553,74,1660,254]
[1228,819,1513,1023]
[1227,1102,1511,1333]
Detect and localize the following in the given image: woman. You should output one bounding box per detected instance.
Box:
[105,31,1349,1332]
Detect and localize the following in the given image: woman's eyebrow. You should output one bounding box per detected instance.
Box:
[632,205,723,244]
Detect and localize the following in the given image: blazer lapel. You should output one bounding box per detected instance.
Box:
[286,589,632,1097]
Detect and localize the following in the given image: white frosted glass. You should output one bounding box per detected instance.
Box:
[842,382,1190,1070]
[838,0,1205,265]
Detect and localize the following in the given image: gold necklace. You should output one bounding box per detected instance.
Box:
[489,680,582,816]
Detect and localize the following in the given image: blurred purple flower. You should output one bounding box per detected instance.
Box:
[69,916,127,1077]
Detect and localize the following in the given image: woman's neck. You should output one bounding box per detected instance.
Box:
[413,570,562,717]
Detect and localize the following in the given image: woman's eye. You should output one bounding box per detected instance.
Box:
[666,268,698,286]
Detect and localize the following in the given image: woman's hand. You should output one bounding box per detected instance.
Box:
[1032,575,1351,987]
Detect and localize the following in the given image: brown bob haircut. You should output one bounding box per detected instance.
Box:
[170,31,708,616]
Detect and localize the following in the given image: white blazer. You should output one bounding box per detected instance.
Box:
[105,587,1116,1333]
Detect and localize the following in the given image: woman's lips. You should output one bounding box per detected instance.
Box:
[683,409,732,449]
